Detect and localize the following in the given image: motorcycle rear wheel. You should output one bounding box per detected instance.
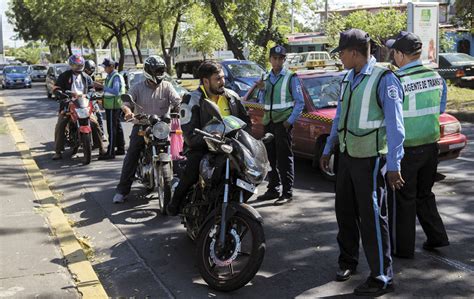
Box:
[196,212,265,292]
[155,163,172,215]
[81,133,92,165]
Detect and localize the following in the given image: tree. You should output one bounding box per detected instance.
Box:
[452,0,473,33]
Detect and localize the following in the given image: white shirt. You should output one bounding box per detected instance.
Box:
[71,73,84,95]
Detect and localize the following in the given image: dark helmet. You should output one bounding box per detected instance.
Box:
[68,54,85,73]
[84,60,96,75]
[144,55,166,84]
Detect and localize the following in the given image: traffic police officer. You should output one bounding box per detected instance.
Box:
[255,45,304,206]
[320,29,405,296]
[96,58,126,160]
[386,31,449,258]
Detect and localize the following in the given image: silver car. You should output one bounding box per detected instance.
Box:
[29,64,48,82]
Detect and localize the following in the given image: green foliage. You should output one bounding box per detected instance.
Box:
[5,42,47,64]
[452,0,473,33]
[439,29,455,53]
[325,9,407,48]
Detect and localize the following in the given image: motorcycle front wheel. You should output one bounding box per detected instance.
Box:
[81,133,92,165]
[196,211,265,292]
[154,163,172,215]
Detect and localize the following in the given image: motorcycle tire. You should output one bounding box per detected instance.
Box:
[155,163,172,215]
[196,212,265,292]
[81,133,92,165]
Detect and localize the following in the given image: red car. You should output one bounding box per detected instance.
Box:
[243,69,467,180]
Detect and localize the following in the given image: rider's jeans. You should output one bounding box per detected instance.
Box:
[116,126,145,195]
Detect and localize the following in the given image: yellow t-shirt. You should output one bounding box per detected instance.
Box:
[200,86,231,117]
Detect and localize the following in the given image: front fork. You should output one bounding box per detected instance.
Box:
[218,158,231,246]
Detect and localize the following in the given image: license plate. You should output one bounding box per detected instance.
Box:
[236,179,257,194]
[449,142,465,150]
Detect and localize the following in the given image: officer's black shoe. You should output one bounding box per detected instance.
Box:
[98,154,115,160]
[274,194,293,206]
[392,252,414,259]
[422,240,450,251]
[166,199,180,216]
[354,277,394,297]
[115,149,126,156]
[336,269,354,281]
[256,191,280,201]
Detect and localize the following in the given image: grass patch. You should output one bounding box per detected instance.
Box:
[447,84,474,111]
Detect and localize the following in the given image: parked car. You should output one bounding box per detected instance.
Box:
[437,53,474,88]
[286,51,338,72]
[243,69,468,180]
[45,63,70,98]
[121,69,188,97]
[220,60,266,97]
[28,64,48,82]
[1,65,32,89]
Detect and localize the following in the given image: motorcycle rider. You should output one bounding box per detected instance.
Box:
[112,56,182,203]
[83,59,106,141]
[166,60,251,216]
[52,54,105,160]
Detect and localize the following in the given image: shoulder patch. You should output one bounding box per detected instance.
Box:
[180,103,192,125]
[387,85,399,100]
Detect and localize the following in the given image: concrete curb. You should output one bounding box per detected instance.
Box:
[447,110,474,123]
[0,99,108,298]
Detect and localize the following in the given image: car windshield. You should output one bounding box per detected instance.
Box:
[56,65,70,75]
[33,65,47,71]
[302,75,343,109]
[227,63,264,78]
[442,53,474,65]
[4,66,28,74]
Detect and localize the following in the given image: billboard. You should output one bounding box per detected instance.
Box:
[408,2,439,68]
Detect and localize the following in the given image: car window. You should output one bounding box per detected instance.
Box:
[442,53,474,65]
[302,75,343,109]
[226,63,265,78]
[4,66,29,74]
[33,65,47,71]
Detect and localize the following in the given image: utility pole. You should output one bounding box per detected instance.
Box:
[291,0,294,33]
[325,0,329,24]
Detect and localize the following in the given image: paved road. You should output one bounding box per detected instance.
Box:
[2,83,473,297]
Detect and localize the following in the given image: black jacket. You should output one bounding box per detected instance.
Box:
[180,87,252,151]
[53,70,94,94]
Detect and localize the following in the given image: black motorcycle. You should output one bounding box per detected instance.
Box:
[122,94,173,215]
[177,99,272,292]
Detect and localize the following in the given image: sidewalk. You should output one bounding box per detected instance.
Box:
[0,115,80,297]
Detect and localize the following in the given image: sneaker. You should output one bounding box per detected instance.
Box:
[274,194,293,206]
[113,193,126,204]
[52,153,62,160]
[256,190,280,201]
[354,277,394,297]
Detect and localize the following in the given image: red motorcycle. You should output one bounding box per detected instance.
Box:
[58,91,99,165]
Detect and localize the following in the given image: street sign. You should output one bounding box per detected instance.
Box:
[408,2,439,68]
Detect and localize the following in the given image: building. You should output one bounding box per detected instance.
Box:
[286,32,329,53]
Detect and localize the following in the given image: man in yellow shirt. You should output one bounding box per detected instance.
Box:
[167,60,251,216]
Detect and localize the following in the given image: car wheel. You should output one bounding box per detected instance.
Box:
[313,136,336,182]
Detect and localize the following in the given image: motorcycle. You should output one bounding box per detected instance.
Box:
[57,90,99,165]
[122,94,174,215]
[176,99,273,292]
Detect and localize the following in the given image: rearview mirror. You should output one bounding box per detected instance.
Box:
[202,98,223,122]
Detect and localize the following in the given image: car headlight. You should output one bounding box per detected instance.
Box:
[234,81,251,91]
[152,122,170,139]
[442,122,461,135]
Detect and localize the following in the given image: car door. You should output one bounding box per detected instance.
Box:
[242,86,265,138]
[46,67,54,93]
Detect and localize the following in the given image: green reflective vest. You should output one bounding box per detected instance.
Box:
[262,70,294,125]
[396,65,442,147]
[103,72,125,109]
[337,65,389,158]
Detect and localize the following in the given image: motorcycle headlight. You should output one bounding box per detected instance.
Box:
[234,81,251,91]
[220,144,233,154]
[152,122,170,139]
[442,122,461,135]
[75,107,90,118]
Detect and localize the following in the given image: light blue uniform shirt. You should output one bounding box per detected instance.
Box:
[323,56,405,172]
[398,60,447,113]
[257,68,305,124]
[104,70,122,96]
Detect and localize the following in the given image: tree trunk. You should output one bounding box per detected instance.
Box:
[66,36,73,56]
[262,0,277,49]
[124,24,137,65]
[209,0,245,60]
[102,34,114,49]
[115,27,125,71]
[85,27,96,56]
[158,18,171,73]
[135,25,143,63]
[167,13,182,74]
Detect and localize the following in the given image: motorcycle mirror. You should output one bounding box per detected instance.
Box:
[202,98,223,122]
[161,113,171,124]
[149,114,159,125]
